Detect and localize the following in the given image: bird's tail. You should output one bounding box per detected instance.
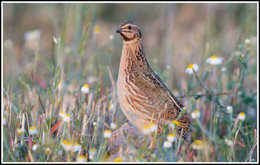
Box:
[176,126,190,142]
[176,112,192,142]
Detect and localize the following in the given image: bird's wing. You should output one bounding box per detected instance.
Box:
[125,69,182,119]
[124,72,161,122]
[149,72,192,141]
[135,70,191,125]
[123,69,167,122]
[125,68,191,141]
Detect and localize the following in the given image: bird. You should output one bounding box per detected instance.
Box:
[115,21,192,141]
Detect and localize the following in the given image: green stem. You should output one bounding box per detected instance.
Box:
[196,119,216,142]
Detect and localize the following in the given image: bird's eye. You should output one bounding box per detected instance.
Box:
[128,25,131,30]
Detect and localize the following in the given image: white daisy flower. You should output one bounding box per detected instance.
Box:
[59,111,66,118]
[32,144,38,151]
[73,143,82,152]
[81,84,89,94]
[149,123,157,133]
[17,128,25,136]
[225,139,233,146]
[89,154,94,160]
[77,155,86,162]
[89,148,96,155]
[226,105,233,114]
[61,140,73,151]
[163,141,172,148]
[191,110,200,119]
[170,120,181,129]
[108,103,115,111]
[238,112,246,121]
[206,55,223,65]
[110,122,117,130]
[63,113,71,122]
[29,126,38,135]
[103,130,112,138]
[142,124,151,135]
[24,29,41,41]
[59,111,71,122]
[89,148,96,160]
[192,140,203,150]
[113,157,123,162]
[94,26,100,34]
[142,123,157,135]
[3,116,6,125]
[109,35,114,40]
[151,153,156,158]
[245,38,251,44]
[167,134,176,142]
[185,63,199,74]
[45,148,51,154]
[172,89,180,96]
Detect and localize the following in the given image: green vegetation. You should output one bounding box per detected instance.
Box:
[3,3,257,162]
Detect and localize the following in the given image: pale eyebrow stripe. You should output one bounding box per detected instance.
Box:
[121,24,140,30]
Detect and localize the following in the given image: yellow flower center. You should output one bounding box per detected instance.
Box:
[17,128,24,135]
[78,155,85,159]
[94,26,100,32]
[173,89,179,93]
[188,64,194,69]
[168,133,175,137]
[108,104,113,110]
[45,148,50,154]
[211,55,218,59]
[171,120,180,126]
[193,110,200,114]
[29,126,37,130]
[143,124,151,130]
[65,113,71,117]
[89,148,96,153]
[62,140,72,146]
[149,123,154,126]
[113,157,122,162]
[193,140,202,146]
[104,130,111,134]
[83,84,89,88]
[239,112,245,116]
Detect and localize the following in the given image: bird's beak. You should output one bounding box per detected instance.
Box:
[115,27,121,33]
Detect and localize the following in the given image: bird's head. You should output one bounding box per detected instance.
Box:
[115,21,142,42]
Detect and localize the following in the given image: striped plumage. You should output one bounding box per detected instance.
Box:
[116,21,192,141]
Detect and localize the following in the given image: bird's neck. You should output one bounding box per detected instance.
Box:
[119,39,149,73]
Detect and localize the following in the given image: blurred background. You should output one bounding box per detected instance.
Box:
[2,3,258,162]
[3,3,257,90]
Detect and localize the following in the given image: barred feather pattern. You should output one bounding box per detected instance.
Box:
[117,23,192,141]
